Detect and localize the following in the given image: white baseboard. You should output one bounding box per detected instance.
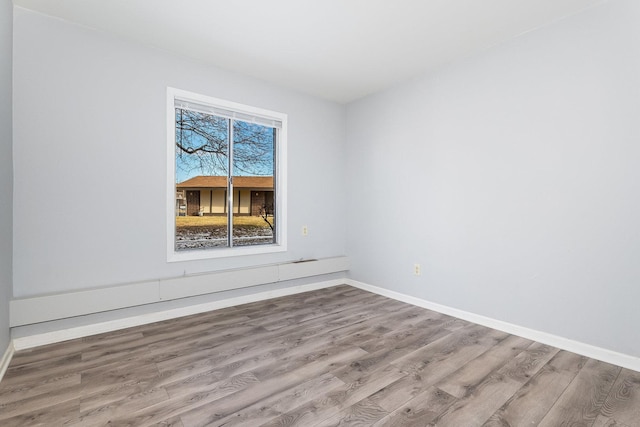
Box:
[11,278,640,374]
[347,279,640,373]
[0,341,15,383]
[12,279,344,351]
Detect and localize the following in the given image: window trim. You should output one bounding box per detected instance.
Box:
[166,87,287,262]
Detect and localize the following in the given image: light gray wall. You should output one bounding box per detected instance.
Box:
[346,0,640,357]
[0,0,13,352]
[12,8,347,298]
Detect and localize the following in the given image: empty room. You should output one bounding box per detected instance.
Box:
[1,0,640,425]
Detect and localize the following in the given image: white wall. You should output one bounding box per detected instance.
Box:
[0,0,13,352]
[346,0,640,357]
[12,8,346,298]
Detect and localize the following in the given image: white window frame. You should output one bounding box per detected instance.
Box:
[167,87,287,262]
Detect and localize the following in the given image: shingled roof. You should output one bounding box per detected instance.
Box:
[177,176,274,189]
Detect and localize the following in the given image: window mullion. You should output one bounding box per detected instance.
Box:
[227,119,234,248]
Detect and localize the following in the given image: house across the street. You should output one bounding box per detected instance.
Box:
[176,175,274,217]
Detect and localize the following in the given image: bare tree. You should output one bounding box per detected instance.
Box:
[259,204,274,231]
[175,109,274,179]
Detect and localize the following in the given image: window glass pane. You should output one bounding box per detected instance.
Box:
[174,108,229,250]
[232,120,276,247]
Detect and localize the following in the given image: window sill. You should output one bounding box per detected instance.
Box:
[167,243,287,262]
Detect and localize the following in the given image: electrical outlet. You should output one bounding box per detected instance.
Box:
[414,263,421,276]
[302,225,308,236]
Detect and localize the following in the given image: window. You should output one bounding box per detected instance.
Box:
[167,88,287,261]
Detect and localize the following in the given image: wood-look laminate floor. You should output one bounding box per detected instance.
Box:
[1,285,640,426]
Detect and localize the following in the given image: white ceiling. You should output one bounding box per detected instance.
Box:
[14,0,605,103]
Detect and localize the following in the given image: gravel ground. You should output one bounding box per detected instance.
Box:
[176,226,274,250]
